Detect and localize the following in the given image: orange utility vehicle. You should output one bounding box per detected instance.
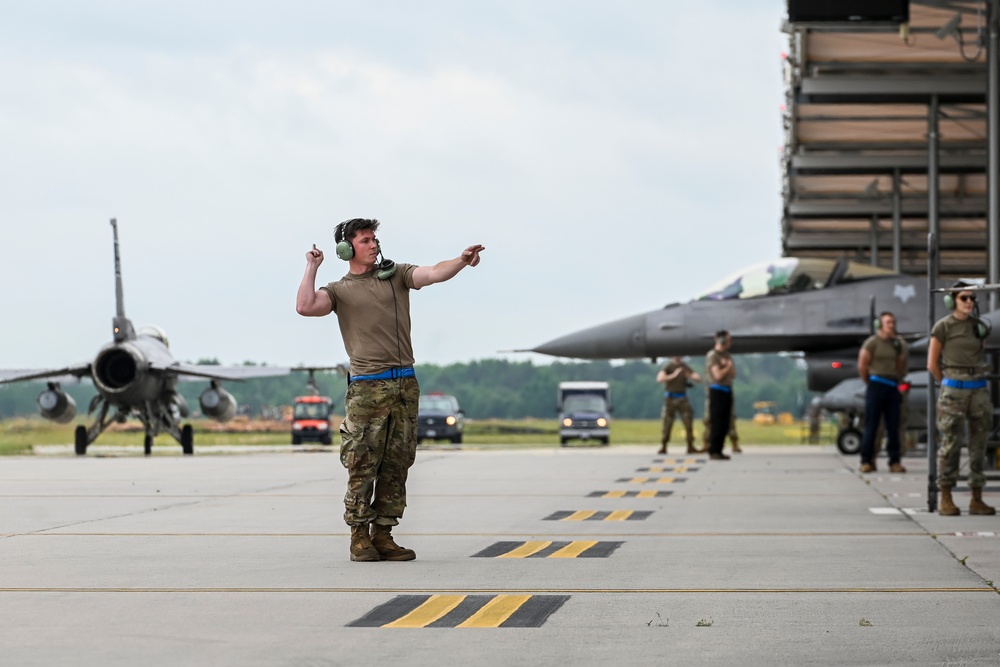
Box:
[291,395,334,445]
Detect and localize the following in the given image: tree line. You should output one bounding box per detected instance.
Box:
[0,355,812,421]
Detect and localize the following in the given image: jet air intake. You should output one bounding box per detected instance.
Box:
[37,384,77,423]
[200,382,236,421]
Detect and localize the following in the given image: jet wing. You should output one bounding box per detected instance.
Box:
[163,364,347,382]
[0,365,92,385]
[164,363,298,382]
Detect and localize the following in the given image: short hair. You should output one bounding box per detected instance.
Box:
[879,311,895,320]
[715,330,729,340]
[336,218,380,243]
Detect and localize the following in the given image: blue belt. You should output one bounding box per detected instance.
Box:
[665,392,687,399]
[349,366,415,383]
[709,384,731,393]
[941,378,987,390]
[869,375,898,387]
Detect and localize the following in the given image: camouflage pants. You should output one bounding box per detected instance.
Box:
[936,385,992,490]
[339,376,420,526]
[661,397,695,446]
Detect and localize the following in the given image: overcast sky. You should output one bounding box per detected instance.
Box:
[0,1,788,372]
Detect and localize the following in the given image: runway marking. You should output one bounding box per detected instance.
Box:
[616,477,684,484]
[1,586,992,594]
[943,532,998,538]
[636,467,698,473]
[869,508,926,516]
[472,541,623,558]
[588,490,672,498]
[347,594,569,628]
[544,510,652,522]
[653,458,703,465]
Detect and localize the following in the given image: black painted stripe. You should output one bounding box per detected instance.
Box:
[426,595,494,628]
[626,511,652,521]
[347,595,429,627]
[499,595,571,628]
[576,541,624,558]
[528,541,573,558]
[544,511,574,521]
[471,542,527,558]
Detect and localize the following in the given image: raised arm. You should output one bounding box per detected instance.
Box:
[412,244,485,289]
[296,244,334,317]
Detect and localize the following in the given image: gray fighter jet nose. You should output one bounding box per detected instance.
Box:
[532,312,648,359]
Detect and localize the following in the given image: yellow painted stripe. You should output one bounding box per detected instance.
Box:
[498,541,552,558]
[656,477,676,484]
[630,477,648,484]
[603,490,627,498]
[637,490,658,498]
[549,541,599,558]
[563,510,597,522]
[605,510,633,521]
[649,467,664,472]
[457,595,532,628]
[675,467,688,473]
[384,595,465,628]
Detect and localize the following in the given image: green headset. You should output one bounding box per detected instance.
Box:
[944,281,990,339]
[334,220,396,280]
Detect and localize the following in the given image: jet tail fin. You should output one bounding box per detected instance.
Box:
[110,218,135,342]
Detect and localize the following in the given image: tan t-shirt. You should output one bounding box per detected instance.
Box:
[705,349,733,388]
[320,263,420,377]
[661,360,689,393]
[861,334,907,380]
[931,314,986,379]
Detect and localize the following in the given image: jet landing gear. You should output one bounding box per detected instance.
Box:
[181,425,193,456]
[74,425,88,456]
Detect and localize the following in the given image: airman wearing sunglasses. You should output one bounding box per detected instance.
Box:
[928,281,995,516]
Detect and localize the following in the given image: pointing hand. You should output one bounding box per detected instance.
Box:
[307,244,324,265]
[461,244,485,267]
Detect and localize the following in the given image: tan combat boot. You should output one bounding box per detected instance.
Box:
[350,524,380,562]
[731,439,742,454]
[686,441,698,455]
[371,523,416,561]
[657,442,667,455]
[969,487,996,516]
[938,486,961,516]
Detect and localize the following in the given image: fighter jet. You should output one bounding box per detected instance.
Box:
[526,257,937,392]
[0,219,334,457]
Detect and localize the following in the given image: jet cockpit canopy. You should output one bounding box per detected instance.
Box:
[695,258,898,302]
[137,325,170,348]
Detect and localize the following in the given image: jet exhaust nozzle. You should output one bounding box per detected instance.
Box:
[93,345,142,393]
[37,385,77,423]
[200,383,236,422]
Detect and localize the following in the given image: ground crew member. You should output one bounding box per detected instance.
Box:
[857,311,908,474]
[296,217,485,560]
[706,330,736,460]
[656,356,701,454]
[927,281,995,516]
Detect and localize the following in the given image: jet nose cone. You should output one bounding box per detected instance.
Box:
[532,312,648,359]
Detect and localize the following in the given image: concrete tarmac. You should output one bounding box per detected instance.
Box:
[1,443,999,666]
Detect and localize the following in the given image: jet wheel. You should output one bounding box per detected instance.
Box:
[836,427,863,456]
[74,425,88,456]
[181,424,194,456]
[143,434,153,457]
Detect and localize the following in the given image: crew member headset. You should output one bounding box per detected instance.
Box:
[334,219,405,374]
[943,281,991,340]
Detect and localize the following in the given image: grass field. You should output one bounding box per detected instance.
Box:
[0,416,834,455]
